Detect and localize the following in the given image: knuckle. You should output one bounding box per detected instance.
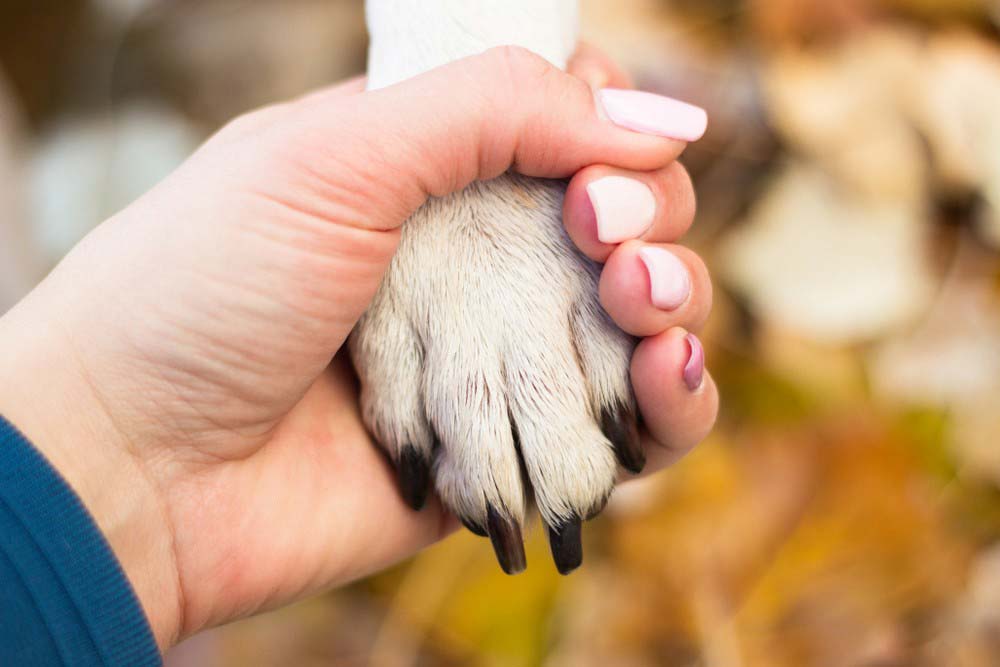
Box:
[473,46,563,171]
[484,44,554,82]
[480,46,560,108]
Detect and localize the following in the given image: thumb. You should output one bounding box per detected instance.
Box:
[280,46,702,231]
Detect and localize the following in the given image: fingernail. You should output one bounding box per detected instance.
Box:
[684,333,705,391]
[587,176,656,244]
[638,246,691,311]
[597,88,708,141]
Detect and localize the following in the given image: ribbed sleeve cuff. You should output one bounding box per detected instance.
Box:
[0,415,162,666]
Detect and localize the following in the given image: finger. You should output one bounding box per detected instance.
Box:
[630,328,718,472]
[567,41,634,89]
[599,241,712,337]
[564,161,697,261]
[288,46,707,231]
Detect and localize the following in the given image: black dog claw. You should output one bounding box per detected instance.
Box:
[601,402,645,474]
[486,505,527,575]
[547,517,583,575]
[396,446,431,511]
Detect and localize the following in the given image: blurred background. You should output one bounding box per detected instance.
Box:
[3,0,1000,665]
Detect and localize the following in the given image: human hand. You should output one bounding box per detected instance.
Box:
[0,44,717,650]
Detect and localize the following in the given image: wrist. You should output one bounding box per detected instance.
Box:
[0,287,182,651]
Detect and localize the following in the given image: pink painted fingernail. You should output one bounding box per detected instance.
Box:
[586,176,656,244]
[638,246,691,311]
[683,333,705,391]
[597,88,708,141]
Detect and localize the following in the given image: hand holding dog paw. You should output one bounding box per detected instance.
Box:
[0,44,716,649]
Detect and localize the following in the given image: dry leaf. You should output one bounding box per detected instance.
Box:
[763,28,928,201]
[720,164,935,344]
[910,31,1000,248]
[871,239,1000,482]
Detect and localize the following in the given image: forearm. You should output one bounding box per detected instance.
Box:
[0,282,181,652]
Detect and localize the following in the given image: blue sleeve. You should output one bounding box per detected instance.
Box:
[0,416,162,667]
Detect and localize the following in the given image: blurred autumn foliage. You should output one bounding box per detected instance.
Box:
[3,1,1000,665]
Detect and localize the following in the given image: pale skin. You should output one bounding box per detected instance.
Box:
[0,45,718,651]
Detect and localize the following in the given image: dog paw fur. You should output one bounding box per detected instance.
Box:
[349,173,640,575]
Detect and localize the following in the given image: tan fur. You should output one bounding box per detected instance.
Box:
[349,174,636,527]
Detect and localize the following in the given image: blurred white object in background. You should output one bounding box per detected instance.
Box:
[914,31,1000,249]
[717,26,1000,348]
[0,68,45,314]
[28,102,200,261]
[719,164,935,345]
[871,238,1000,483]
[763,28,928,202]
[872,245,1000,406]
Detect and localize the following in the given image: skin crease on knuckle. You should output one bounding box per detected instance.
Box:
[479,46,562,178]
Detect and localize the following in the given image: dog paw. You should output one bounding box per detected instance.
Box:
[349,174,639,575]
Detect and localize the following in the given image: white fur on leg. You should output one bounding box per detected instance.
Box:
[365,0,579,90]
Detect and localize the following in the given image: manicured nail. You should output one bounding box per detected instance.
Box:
[638,246,691,311]
[597,88,708,142]
[684,333,705,391]
[587,176,656,244]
